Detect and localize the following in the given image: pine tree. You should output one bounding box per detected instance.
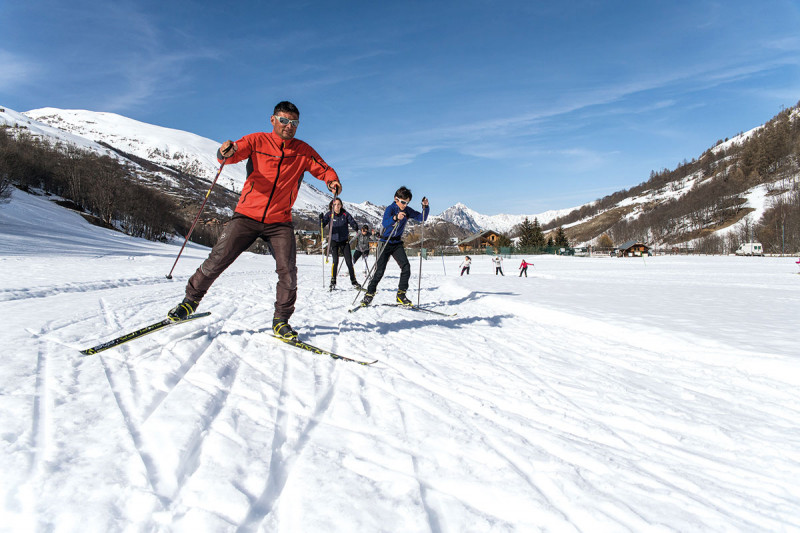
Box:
[517,217,536,247]
[555,226,569,248]
[531,218,545,248]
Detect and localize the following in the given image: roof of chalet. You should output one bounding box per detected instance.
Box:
[456,230,501,246]
[616,240,650,250]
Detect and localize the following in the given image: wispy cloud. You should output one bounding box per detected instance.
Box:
[344,52,798,173]
[0,49,40,91]
[92,5,218,112]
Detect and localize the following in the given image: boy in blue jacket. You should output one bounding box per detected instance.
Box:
[360,186,429,306]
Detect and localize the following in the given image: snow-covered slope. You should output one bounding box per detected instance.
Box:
[20,107,384,225]
[1,107,119,159]
[25,107,244,191]
[2,187,798,531]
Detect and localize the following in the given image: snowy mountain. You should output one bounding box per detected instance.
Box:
[437,202,579,234]
[5,103,798,251]
[17,107,385,226]
[547,106,800,250]
[4,106,576,235]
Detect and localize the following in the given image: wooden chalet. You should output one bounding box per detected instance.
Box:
[615,240,651,257]
[457,230,503,252]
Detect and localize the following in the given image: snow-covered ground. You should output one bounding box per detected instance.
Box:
[1,189,799,532]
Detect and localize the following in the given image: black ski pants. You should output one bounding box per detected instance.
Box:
[352,248,369,265]
[366,241,410,294]
[330,240,357,285]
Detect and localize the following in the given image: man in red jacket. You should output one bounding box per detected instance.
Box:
[168,101,341,341]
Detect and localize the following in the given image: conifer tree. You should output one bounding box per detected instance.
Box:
[555,226,570,248]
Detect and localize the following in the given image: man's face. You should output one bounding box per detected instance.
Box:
[271,111,299,140]
[394,196,410,210]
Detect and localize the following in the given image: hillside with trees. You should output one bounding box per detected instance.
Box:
[540,103,800,254]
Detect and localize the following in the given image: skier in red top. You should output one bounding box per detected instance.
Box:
[168,101,341,341]
[519,259,533,277]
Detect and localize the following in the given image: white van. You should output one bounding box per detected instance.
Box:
[735,242,764,256]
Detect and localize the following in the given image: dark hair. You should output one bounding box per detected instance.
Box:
[362,225,369,230]
[274,101,299,117]
[395,186,412,201]
[328,198,343,211]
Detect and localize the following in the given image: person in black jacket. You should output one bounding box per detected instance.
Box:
[320,198,361,290]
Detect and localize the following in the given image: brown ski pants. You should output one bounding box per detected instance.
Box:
[185,215,297,320]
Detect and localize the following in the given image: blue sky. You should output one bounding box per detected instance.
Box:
[2,0,799,215]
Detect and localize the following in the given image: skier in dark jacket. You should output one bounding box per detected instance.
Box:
[351,225,372,271]
[320,197,360,290]
[359,186,429,307]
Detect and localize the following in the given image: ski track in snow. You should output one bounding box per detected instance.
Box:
[2,191,799,532]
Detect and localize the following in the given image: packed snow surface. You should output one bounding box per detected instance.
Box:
[1,189,798,532]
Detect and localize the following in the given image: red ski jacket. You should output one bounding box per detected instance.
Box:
[219,131,339,224]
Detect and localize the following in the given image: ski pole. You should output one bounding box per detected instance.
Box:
[417,198,428,306]
[166,159,226,279]
[325,193,338,260]
[352,221,400,305]
[320,218,325,288]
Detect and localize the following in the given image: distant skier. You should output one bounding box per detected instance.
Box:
[320,197,361,290]
[351,225,373,272]
[166,101,342,342]
[359,186,429,307]
[492,253,504,276]
[519,259,532,277]
[460,256,472,276]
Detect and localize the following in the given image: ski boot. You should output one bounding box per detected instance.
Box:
[396,290,412,306]
[360,292,375,307]
[329,279,336,292]
[167,298,199,322]
[351,281,363,290]
[272,318,298,341]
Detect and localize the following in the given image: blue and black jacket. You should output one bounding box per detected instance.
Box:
[379,203,429,243]
[321,210,359,243]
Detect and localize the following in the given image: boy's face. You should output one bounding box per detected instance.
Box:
[394,196,410,209]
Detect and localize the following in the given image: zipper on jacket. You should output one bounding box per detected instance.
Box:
[261,142,285,222]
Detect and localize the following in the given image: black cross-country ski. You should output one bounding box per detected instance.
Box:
[270,335,377,365]
[393,304,457,317]
[349,303,456,316]
[348,303,368,313]
[79,312,212,355]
